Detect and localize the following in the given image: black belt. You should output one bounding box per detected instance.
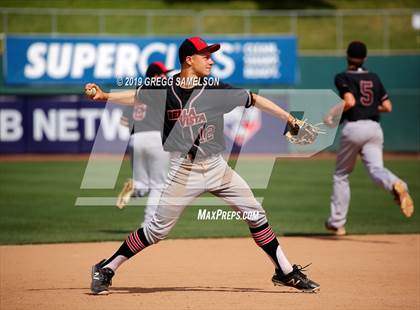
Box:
[185,145,198,161]
[345,116,379,123]
[179,151,220,162]
[184,150,196,161]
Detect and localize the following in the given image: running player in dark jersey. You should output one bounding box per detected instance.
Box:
[324,41,414,236]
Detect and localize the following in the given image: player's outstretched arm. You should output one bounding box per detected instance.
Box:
[253,94,294,124]
[253,94,324,144]
[323,92,356,127]
[323,100,345,127]
[84,83,135,105]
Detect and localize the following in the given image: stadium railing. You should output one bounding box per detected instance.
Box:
[0,8,419,53]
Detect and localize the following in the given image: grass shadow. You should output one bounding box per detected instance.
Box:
[283,233,395,244]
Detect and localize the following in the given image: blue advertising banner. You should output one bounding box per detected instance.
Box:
[0,96,130,154]
[0,96,25,153]
[4,35,297,86]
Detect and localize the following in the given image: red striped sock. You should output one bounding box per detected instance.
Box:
[250,223,292,273]
[125,230,148,254]
[251,225,276,246]
[102,228,150,269]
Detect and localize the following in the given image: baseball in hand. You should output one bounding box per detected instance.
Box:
[85,87,97,96]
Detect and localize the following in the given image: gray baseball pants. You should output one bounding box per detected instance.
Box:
[143,153,268,244]
[131,131,170,225]
[328,120,407,228]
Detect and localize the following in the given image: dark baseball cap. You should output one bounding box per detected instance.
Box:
[346,41,367,59]
[178,36,221,64]
[146,61,172,78]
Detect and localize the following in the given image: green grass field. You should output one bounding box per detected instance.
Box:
[0,158,418,245]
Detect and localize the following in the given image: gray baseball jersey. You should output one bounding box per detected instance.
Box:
[136,75,268,243]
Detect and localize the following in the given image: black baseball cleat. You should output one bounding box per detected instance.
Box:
[272,264,320,293]
[91,259,115,295]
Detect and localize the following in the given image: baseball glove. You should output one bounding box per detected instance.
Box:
[284,118,326,145]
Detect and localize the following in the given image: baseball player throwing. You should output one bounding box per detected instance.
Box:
[86,36,320,294]
[324,41,414,236]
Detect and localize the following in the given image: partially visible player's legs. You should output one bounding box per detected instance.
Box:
[141,132,170,226]
[207,156,291,272]
[91,155,204,294]
[105,155,202,270]
[116,138,137,210]
[143,154,206,243]
[208,155,319,292]
[132,132,150,197]
[360,122,414,217]
[142,188,162,227]
[327,122,360,231]
[360,122,402,190]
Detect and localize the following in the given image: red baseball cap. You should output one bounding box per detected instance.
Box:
[178,36,220,64]
[146,61,172,78]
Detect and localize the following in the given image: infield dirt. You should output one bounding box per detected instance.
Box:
[0,235,419,310]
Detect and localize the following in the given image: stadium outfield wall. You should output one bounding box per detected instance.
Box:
[0,55,419,153]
